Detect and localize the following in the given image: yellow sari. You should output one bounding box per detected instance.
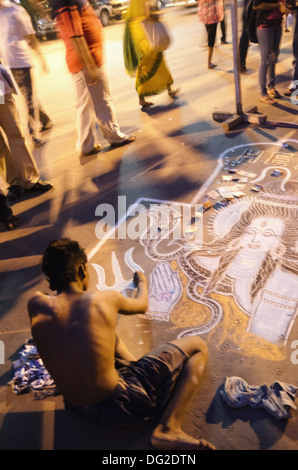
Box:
[123,0,173,99]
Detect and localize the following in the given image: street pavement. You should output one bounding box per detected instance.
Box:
[0,4,297,451]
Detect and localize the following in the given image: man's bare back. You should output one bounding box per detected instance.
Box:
[28,274,148,407]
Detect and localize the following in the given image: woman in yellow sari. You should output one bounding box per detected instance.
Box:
[123,0,178,108]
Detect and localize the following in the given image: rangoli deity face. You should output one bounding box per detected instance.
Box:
[242,217,285,255]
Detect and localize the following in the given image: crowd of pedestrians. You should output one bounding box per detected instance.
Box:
[0,0,297,231]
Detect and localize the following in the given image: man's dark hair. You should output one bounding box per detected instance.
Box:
[42,238,87,291]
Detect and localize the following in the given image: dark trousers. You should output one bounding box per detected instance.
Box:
[0,193,12,222]
[11,67,50,137]
[293,13,298,82]
[205,23,218,48]
[220,17,226,42]
[239,29,250,67]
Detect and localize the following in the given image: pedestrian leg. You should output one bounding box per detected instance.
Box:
[0,94,39,189]
[85,66,128,144]
[72,68,97,155]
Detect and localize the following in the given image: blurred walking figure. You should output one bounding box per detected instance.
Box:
[197,0,224,69]
[0,0,53,148]
[123,0,179,108]
[220,0,228,43]
[51,0,135,156]
[284,1,298,97]
[0,64,53,201]
[253,0,287,104]
[239,0,251,72]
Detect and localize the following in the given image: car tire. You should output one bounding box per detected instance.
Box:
[100,8,110,26]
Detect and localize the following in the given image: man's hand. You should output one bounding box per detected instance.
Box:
[133,271,147,287]
[26,34,49,73]
[85,66,101,85]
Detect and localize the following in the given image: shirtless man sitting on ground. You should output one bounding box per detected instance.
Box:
[28,238,215,450]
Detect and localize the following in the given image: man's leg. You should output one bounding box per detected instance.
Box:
[267,26,282,92]
[85,66,130,144]
[10,68,39,140]
[72,69,97,156]
[0,94,40,189]
[220,17,227,43]
[38,104,52,130]
[151,336,215,450]
[292,14,298,83]
[285,15,298,95]
[257,27,275,101]
[239,30,250,70]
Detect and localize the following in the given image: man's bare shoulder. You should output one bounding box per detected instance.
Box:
[88,289,124,305]
[28,291,53,315]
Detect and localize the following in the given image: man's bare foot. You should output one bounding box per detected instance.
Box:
[139,98,154,108]
[151,425,216,450]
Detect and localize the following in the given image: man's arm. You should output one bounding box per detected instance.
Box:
[115,271,148,315]
[71,36,100,84]
[26,34,49,73]
[253,1,285,10]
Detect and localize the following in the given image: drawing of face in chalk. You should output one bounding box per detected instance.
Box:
[242,217,285,256]
[182,185,298,343]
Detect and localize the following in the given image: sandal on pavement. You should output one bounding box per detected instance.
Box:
[110,136,136,148]
[259,94,276,105]
[139,99,154,108]
[284,87,296,97]
[82,144,102,156]
[268,89,282,99]
[208,63,217,69]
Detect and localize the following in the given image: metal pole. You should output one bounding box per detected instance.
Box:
[230,0,243,115]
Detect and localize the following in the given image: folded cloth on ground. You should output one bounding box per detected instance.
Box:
[221,376,297,420]
[8,339,60,400]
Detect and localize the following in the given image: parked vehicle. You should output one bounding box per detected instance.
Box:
[13,0,57,40]
[13,0,128,41]
[153,0,197,9]
[90,0,128,26]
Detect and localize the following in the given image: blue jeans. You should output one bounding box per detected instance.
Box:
[293,13,298,83]
[257,26,282,96]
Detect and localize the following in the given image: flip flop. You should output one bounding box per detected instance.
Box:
[259,95,276,105]
[110,136,136,148]
[140,101,154,108]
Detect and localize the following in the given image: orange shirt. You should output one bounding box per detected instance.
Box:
[52,0,103,73]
